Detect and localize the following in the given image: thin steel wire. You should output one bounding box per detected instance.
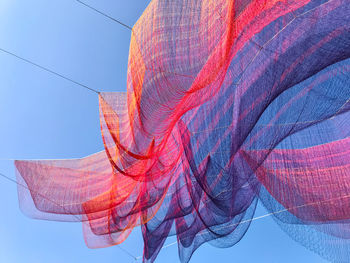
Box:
[76,0,133,31]
[0,47,100,94]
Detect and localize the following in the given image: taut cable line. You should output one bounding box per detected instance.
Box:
[0,47,100,94]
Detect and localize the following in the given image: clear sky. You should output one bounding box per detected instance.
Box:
[0,1,329,262]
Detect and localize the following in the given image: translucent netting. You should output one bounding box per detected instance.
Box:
[14,0,350,262]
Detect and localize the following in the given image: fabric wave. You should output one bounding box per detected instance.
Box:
[15,0,350,262]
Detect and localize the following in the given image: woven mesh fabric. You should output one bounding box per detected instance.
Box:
[15,0,350,262]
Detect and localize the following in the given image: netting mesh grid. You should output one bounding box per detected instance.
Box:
[15,0,350,262]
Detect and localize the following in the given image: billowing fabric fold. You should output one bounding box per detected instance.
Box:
[15,0,350,262]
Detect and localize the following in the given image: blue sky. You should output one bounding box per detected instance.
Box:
[0,1,328,262]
